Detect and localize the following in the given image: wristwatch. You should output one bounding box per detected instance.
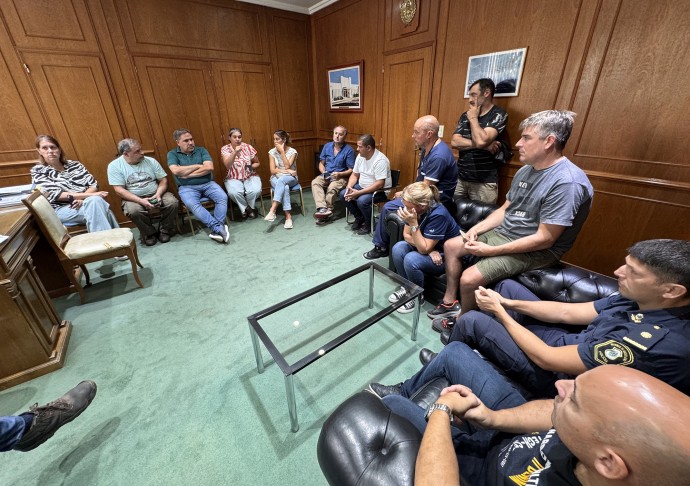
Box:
[410,225,418,233]
[67,195,74,204]
[424,402,453,422]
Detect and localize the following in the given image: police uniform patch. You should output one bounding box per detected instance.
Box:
[622,323,668,351]
[593,340,634,366]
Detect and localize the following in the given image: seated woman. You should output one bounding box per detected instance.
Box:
[390,182,461,314]
[264,129,298,229]
[31,135,119,232]
[220,128,262,219]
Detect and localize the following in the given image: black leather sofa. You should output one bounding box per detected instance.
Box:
[317,262,619,486]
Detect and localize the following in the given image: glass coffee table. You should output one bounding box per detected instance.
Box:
[247,262,423,432]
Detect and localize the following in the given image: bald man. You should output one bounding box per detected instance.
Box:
[363,115,457,260]
[413,365,690,485]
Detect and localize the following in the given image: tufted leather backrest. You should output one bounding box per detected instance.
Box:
[318,391,421,486]
[454,196,498,231]
[516,265,618,303]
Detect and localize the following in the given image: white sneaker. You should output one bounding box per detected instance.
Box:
[223,224,230,243]
[397,300,416,314]
[264,211,276,222]
[388,286,408,303]
[284,219,293,229]
[114,255,129,261]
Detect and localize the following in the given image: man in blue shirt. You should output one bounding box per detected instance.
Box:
[167,129,228,243]
[363,115,458,260]
[312,125,356,225]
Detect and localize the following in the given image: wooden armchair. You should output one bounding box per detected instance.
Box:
[23,192,144,303]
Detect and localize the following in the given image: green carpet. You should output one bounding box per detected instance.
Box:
[0,192,442,485]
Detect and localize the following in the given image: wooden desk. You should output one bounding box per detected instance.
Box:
[0,206,71,390]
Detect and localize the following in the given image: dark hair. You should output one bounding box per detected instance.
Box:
[628,239,690,290]
[173,129,192,142]
[228,128,242,138]
[35,135,67,165]
[117,138,140,156]
[274,130,290,145]
[470,78,496,98]
[358,134,375,149]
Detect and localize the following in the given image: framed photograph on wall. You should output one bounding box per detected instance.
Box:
[464,48,527,98]
[328,61,363,112]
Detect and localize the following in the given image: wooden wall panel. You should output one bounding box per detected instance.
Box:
[115,0,271,63]
[134,57,224,184]
[0,0,99,52]
[269,12,314,140]
[384,0,439,53]
[20,51,126,219]
[311,0,382,145]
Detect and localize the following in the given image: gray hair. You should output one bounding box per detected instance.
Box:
[173,129,191,142]
[519,110,576,151]
[117,138,140,156]
[628,239,690,291]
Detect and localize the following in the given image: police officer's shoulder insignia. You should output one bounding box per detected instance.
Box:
[622,323,668,351]
[593,340,634,366]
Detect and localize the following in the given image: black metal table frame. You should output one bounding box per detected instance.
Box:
[247,262,423,432]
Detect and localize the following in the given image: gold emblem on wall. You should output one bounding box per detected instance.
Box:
[400,0,417,26]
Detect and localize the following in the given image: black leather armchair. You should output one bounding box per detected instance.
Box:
[317,265,619,486]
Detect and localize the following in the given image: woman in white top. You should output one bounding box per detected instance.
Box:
[264,129,298,229]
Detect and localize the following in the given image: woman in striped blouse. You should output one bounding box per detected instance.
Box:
[31,135,119,232]
[220,127,262,219]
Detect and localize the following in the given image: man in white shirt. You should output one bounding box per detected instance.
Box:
[340,134,391,235]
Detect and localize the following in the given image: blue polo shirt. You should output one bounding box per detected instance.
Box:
[320,142,355,173]
[562,294,690,394]
[418,203,460,252]
[416,140,458,204]
[167,146,213,186]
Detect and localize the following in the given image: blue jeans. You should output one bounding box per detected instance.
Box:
[0,416,28,452]
[450,279,575,398]
[270,175,298,211]
[372,198,404,248]
[339,184,374,225]
[224,176,261,213]
[392,241,446,287]
[178,181,228,233]
[382,341,528,483]
[54,196,119,232]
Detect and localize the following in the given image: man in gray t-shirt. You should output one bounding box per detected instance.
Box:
[427,110,593,320]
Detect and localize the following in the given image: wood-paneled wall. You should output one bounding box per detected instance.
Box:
[311,0,690,275]
[0,0,315,221]
[1,0,688,275]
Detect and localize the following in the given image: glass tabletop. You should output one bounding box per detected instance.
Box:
[247,262,423,376]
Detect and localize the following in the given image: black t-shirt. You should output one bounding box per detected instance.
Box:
[487,429,581,486]
[454,105,509,183]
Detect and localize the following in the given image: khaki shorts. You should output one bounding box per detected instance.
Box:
[454,180,498,205]
[473,229,560,284]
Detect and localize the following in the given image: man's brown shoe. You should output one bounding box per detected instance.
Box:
[144,234,157,246]
[14,381,97,452]
[158,231,171,243]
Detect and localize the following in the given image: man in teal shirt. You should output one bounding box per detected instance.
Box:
[167,129,228,243]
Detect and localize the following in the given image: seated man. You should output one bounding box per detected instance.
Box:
[312,125,355,225]
[167,129,229,244]
[0,381,96,452]
[363,115,457,260]
[369,239,690,404]
[108,138,179,246]
[428,110,593,320]
[412,366,690,485]
[340,134,391,235]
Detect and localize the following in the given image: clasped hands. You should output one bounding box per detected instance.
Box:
[474,286,507,315]
[437,385,493,428]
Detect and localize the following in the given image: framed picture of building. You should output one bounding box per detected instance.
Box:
[328,61,363,112]
[464,48,527,98]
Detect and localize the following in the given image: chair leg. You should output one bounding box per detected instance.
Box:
[80,264,91,286]
[63,261,86,304]
[258,192,266,216]
[298,188,305,216]
[228,199,235,221]
[127,246,144,289]
[185,207,196,235]
[131,240,144,269]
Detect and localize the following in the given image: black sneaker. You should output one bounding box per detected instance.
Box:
[426,300,461,319]
[431,315,457,333]
[209,232,224,243]
[363,246,389,260]
[397,296,424,314]
[351,218,365,231]
[14,380,97,452]
[388,286,408,303]
[367,382,402,398]
[355,226,371,236]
